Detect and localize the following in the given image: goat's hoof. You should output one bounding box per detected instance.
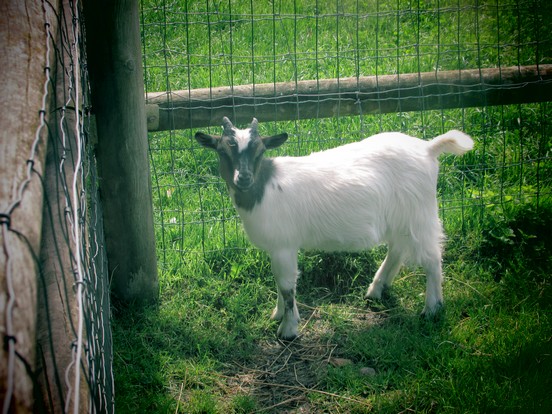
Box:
[364,287,382,301]
[365,286,393,311]
[421,302,444,320]
[365,283,393,301]
[277,323,298,341]
[278,333,298,342]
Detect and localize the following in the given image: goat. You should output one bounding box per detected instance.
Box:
[195,117,474,340]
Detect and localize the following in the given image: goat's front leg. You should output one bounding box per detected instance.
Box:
[270,285,285,321]
[270,249,300,340]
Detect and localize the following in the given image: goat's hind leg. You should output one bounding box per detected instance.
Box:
[270,250,300,340]
[365,244,403,301]
[421,255,444,318]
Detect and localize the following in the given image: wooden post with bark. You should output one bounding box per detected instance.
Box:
[83,0,158,303]
[0,1,53,411]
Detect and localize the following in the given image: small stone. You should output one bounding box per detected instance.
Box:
[329,357,353,367]
[359,367,376,376]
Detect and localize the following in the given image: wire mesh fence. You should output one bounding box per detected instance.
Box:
[1,1,114,412]
[37,4,115,412]
[38,2,115,411]
[140,0,552,270]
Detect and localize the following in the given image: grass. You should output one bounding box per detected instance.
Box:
[112,0,552,412]
[113,207,552,412]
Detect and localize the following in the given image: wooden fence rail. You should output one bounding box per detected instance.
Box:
[145,64,552,131]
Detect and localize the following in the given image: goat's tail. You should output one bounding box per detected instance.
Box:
[428,130,474,158]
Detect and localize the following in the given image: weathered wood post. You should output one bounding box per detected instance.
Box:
[83,0,159,303]
[0,0,53,411]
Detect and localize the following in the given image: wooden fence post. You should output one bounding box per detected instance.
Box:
[0,1,53,411]
[83,0,158,303]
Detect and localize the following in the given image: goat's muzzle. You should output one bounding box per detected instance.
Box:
[234,169,254,191]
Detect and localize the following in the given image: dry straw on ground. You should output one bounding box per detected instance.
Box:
[217,304,385,413]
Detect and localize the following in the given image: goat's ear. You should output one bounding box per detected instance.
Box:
[262,133,288,150]
[195,132,219,150]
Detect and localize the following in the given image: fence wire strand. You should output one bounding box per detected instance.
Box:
[42,2,115,412]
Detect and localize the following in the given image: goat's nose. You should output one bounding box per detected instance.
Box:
[238,171,252,185]
[234,169,253,189]
[240,170,251,179]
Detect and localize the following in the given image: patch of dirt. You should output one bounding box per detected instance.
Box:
[222,304,383,413]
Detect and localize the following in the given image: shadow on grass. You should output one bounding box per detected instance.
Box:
[112,227,552,413]
[112,303,173,413]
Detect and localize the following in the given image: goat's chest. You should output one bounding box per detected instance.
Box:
[235,196,297,250]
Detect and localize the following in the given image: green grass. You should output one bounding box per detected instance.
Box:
[113,205,552,412]
[112,0,552,412]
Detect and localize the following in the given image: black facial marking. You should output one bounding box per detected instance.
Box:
[233,158,278,211]
[196,119,286,212]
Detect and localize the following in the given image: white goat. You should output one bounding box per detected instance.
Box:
[196,117,474,340]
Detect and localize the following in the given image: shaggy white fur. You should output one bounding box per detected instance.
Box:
[196,118,474,340]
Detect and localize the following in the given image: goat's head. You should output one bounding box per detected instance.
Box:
[195,117,288,191]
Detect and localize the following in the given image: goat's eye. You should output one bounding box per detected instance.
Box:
[217,147,231,158]
[218,142,236,156]
[254,145,265,158]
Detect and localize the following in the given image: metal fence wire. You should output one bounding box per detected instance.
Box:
[1,1,114,413]
[37,4,115,413]
[140,0,551,269]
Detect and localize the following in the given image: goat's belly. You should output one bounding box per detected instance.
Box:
[241,214,380,253]
[301,235,377,252]
[300,221,381,251]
